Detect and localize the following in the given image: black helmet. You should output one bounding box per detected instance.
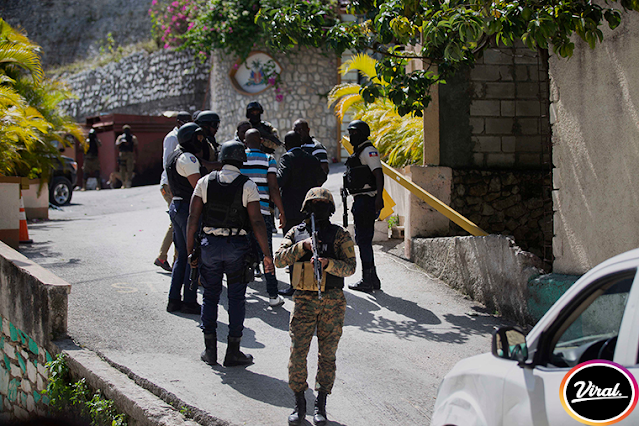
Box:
[347,120,370,140]
[219,141,247,164]
[177,123,204,154]
[195,110,220,127]
[177,111,192,123]
[246,101,264,117]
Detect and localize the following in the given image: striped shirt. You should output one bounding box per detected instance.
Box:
[301,137,329,164]
[241,148,277,215]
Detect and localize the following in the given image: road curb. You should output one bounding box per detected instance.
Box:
[57,339,231,426]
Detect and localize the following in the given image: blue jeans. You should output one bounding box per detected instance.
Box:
[250,214,278,297]
[168,199,197,304]
[199,235,250,338]
[352,195,379,267]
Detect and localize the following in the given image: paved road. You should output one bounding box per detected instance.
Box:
[21,164,509,425]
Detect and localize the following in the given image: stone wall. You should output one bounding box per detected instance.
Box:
[0,317,53,420]
[209,49,340,159]
[0,0,151,68]
[56,50,210,122]
[450,170,552,264]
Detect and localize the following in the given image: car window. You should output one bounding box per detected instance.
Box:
[547,271,635,368]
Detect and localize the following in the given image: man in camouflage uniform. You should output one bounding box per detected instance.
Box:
[115,124,138,188]
[274,188,356,426]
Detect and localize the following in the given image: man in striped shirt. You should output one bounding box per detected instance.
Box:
[241,129,287,307]
[294,119,330,175]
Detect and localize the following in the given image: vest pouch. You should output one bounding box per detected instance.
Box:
[292,262,326,292]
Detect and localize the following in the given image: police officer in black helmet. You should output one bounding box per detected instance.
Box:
[165,123,205,315]
[195,110,223,171]
[186,140,275,367]
[343,120,384,292]
[246,101,282,154]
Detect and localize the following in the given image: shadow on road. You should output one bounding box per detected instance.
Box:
[344,290,500,345]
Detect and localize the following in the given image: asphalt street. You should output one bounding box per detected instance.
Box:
[20,163,509,425]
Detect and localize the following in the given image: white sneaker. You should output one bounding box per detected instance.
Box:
[269,296,284,307]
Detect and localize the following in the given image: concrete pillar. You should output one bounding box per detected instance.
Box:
[423,79,440,166]
[404,165,452,257]
[0,178,21,249]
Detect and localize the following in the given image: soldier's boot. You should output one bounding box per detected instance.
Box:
[288,391,306,425]
[223,336,253,367]
[370,266,381,291]
[348,263,374,293]
[200,333,217,366]
[313,391,328,426]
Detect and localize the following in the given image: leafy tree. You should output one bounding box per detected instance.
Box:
[256,0,639,116]
[0,18,83,179]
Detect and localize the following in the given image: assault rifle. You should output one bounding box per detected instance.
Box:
[310,213,323,300]
[340,187,349,227]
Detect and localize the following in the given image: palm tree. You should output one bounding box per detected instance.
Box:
[327,53,423,167]
[0,18,82,179]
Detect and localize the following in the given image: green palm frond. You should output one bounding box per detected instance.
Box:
[0,43,44,83]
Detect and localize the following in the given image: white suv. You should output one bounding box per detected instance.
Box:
[432,248,639,426]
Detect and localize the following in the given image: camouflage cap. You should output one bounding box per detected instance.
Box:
[301,187,335,213]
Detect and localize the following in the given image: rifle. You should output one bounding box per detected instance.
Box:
[340,187,349,227]
[189,226,202,291]
[310,213,323,300]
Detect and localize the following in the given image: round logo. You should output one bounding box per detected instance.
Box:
[560,360,638,425]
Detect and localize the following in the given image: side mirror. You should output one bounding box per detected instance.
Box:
[492,326,528,364]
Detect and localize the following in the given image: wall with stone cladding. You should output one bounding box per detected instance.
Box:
[468,43,550,169]
[0,316,53,421]
[449,170,552,264]
[56,50,210,122]
[209,49,340,159]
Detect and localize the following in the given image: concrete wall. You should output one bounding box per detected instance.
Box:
[440,43,550,170]
[0,241,70,419]
[210,48,340,159]
[0,180,21,250]
[56,50,210,123]
[549,14,639,274]
[411,235,544,325]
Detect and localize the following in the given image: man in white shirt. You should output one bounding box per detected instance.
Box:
[186,141,274,367]
[155,111,191,272]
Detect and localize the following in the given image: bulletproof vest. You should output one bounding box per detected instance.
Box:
[166,148,196,200]
[202,171,250,232]
[118,134,134,152]
[86,136,99,157]
[294,222,344,289]
[344,141,376,194]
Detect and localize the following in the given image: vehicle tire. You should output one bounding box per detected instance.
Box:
[50,176,73,206]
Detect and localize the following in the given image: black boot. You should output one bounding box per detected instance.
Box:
[223,336,253,367]
[200,333,217,366]
[313,392,328,425]
[288,391,306,425]
[370,266,381,290]
[349,265,374,293]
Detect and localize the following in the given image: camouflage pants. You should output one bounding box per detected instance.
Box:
[288,289,346,394]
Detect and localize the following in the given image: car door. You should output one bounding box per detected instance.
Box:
[502,266,639,426]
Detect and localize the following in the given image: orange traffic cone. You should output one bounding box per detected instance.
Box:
[19,190,33,244]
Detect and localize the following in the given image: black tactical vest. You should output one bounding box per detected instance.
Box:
[294,222,344,289]
[344,141,377,194]
[166,148,196,200]
[202,171,250,232]
[118,134,134,152]
[86,136,99,157]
